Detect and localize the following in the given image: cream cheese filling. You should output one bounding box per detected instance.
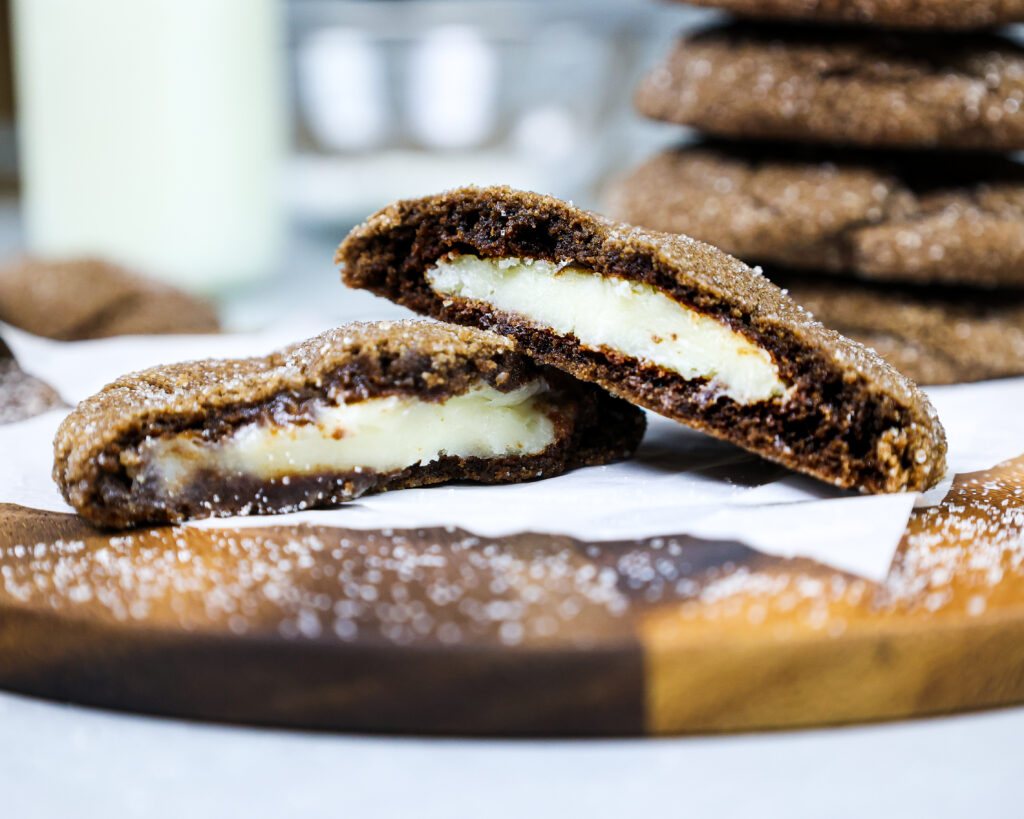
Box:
[425,254,788,404]
[127,381,558,494]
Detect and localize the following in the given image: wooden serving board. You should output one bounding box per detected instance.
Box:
[1,455,1024,736]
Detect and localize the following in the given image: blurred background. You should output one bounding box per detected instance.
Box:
[0,0,712,329]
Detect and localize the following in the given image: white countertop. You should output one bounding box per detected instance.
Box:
[3,689,1021,818]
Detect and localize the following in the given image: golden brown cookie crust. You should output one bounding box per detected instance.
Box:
[54,320,645,529]
[336,186,947,494]
[608,143,1024,287]
[634,24,1024,150]
[0,257,220,340]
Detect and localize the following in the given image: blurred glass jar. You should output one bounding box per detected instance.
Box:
[288,0,674,225]
[12,0,286,294]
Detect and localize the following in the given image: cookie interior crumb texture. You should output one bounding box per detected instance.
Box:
[336,186,947,494]
[634,24,1024,150]
[608,143,1024,287]
[0,256,221,340]
[53,320,645,529]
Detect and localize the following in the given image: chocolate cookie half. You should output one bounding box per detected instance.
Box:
[337,187,947,493]
[634,24,1024,150]
[775,273,1024,386]
[676,0,1024,31]
[54,320,645,528]
[0,257,220,340]
[608,143,1024,287]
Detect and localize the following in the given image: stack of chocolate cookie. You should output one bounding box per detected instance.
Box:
[611,7,1024,385]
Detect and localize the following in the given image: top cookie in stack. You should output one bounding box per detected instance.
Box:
[677,0,1024,30]
[611,5,1024,385]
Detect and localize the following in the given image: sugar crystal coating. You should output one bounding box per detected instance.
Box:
[7,455,1024,646]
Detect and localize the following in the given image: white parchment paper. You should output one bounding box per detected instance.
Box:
[4,320,1024,582]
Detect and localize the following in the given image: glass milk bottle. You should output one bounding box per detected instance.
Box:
[11,0,285,293]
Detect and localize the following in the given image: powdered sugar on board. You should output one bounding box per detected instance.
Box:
[4,321,1024,582]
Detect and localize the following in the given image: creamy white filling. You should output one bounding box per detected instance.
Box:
[128,381,557,494]
[425,254,787,404]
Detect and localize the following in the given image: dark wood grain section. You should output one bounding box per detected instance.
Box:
[0,509,687,735]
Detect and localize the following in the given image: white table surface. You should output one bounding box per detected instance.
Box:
[3,689,1022,818]
[2,197,1022,816]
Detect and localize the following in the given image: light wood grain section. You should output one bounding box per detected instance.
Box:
[644,457,1024,733]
